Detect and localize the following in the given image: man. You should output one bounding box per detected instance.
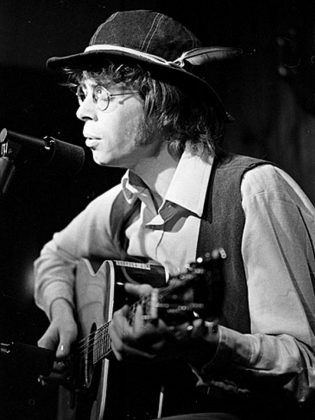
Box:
[34,9,315,420]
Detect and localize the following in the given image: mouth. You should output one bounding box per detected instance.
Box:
[85,138,101,149]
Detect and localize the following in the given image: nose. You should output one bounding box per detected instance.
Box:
[76,97,97,121]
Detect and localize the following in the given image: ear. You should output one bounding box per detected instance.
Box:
[173,47,244,67]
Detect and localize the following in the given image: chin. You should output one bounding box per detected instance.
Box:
[91,151,110,166]
[92,154,120,168]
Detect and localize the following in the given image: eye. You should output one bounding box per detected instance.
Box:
[94,85,105,98]
[93,85,110,110]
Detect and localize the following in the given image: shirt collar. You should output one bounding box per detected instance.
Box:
[121,170,147,204]
[121,148,213,217]
[163,149,213,217]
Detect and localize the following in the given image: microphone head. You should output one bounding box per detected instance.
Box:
[0,128,85,177]
[0,128,8,143]
[45,136,85,176]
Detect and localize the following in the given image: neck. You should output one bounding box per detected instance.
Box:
[131,143,178,207]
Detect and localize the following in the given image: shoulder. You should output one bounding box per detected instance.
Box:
[242,164,285,194]
[241,164,315,213]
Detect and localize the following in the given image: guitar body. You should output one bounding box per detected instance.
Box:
[57,258,112,420]
[57,259,193,420]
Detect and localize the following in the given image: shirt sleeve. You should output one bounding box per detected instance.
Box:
[34,184,123,318]
[198,164,315,403]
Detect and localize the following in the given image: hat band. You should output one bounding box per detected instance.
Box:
[84,44,182,67]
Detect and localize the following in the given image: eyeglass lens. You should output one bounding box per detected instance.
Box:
[76,85,110,111]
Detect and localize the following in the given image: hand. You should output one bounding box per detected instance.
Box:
[37,298,78,386]
[109,283,220,366]
[109,283,170,361]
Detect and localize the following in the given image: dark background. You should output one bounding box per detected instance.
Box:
[0,1,315,419]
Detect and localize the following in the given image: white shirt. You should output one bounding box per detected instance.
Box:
[34,150,315,402]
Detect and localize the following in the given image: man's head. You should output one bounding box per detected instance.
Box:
[70,63,224,163]
[48,10,238,162]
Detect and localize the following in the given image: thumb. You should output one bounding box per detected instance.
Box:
[38,327,58,351]
[56,328,77,360]
[55,341,70,360]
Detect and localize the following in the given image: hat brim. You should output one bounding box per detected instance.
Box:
[47,48,229,120]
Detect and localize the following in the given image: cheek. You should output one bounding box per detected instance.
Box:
[120,111,146,144]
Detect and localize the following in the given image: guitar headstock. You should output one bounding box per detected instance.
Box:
[143,248,226,326]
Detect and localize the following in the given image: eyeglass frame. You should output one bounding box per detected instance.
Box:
[75,84,138,111]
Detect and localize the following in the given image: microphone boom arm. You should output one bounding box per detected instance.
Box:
[0,128,85,195]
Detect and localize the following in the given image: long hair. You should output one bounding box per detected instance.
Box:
[66,61,225,159]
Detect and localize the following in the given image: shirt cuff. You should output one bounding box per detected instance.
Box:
[200,325,254,377]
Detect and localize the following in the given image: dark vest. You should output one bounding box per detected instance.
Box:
[110,153,272,334]
[197,153,271,333]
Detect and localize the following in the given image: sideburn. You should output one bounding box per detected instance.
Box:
[135,118,166,157]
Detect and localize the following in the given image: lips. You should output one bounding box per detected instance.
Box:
[85,138,101,149]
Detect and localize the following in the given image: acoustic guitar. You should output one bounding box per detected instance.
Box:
[56,250,226,420]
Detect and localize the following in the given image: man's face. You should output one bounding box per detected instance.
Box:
[76,78,159,169]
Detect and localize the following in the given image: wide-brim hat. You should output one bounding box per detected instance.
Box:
[47,10,242,120]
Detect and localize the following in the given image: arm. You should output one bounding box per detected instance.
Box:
[199,165,315,403]
[34,185,122,355]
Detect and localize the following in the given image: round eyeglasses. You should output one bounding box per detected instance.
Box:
[76,84,138,111]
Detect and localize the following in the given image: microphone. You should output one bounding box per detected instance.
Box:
[0,128,85,177]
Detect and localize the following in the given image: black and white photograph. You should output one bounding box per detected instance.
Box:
[0,1,314,419]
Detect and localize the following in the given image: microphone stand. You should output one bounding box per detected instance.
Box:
[0,142,16,196]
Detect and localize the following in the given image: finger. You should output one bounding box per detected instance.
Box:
[110,320,155,360]
[132,305,164,338]
[110,305,161,359]
[133,303,145,333]
[56,327,78,360]
[111,327,156,360]
[132,307,169,350]
[109,321,126,361]
[111,305,133,337]
[125,283,152,298]
[109,306,134,360]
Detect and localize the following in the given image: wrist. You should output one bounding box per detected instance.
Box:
[203,320,220,344]
[50,297,74,321]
